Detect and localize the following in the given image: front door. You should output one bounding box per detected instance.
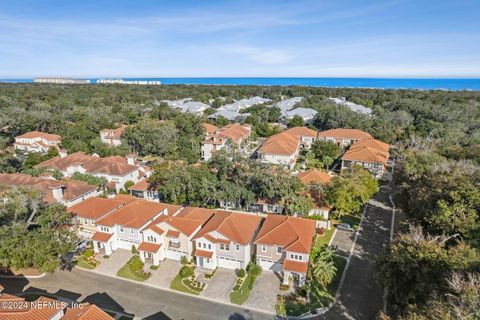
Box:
[198,257,204,267]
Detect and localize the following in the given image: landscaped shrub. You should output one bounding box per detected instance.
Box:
[280,284,290,291]
[103,255,110,259]
[247,263,262,276]
[84,249,94,258]
[180,266,194,278]
[150,265,159,270]
[180,256,189,265]
[233,284,240,291]
[248,276,254,290]
[131,245,138,254]
[128,255,144,272]
[237,268,246,278]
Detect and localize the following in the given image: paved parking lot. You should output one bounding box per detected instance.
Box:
[245,271,281,312]
[202,268,237,302]
[95,249,132,276]
[145,259,182,288]
[330,229,356,256]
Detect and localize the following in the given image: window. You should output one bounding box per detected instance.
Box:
[236,244,240,251]
[220,244,224,250]
[261,245,266,252]
[276,246,283,254]
[203,243,206,249]
[220,244,229,251]
[290,253,303,261]
[120,227,124,232]
[131,229,134,234]
[208,244,211,249]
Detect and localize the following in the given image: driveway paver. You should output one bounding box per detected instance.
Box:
[202,268,237,302]
[245,271,281,312]
[330,229,356,256]
[145,259,182,288]
[95,249,132,276]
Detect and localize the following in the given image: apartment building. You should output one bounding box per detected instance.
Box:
[317,128,372,148]
[100,125,127,146]
[341,138,390,178]
[201,123,252,160]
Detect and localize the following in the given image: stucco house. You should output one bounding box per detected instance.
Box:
[14,131,61,153]
[317,128,372,148]
[35,151,141,192]
[192,211,263,270]
[341,138,390,178]
[254,215,316,287]
[100,125,127,146]
[91,198,182,256]
[0,173,99,207]
[137,207,212,264]
[201,123,252,160]
[297,169,332,219]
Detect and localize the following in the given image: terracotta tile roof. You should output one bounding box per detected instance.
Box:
[166,229,180,238]
[138,241,162,253]
[0,173,98,205]
[175,207,215,224]
[201,123,218,134]
[15,131,61,141]
[194,211,262,245]
[68,197,125,220]
[0,296,62,320]
[255,215,316,254]
[91,231,113,242]
[317,128,372,141]
[204,123,251,144]
[194,249,213,258]
[164,217,203,237]
[36,152,139,177]
[342,138,390,165]
[112,194,138,204]
[297,170,332,185]
[283,259,309,274]
[283,127,318,138]
[100,125,127,139]
[62,303,114,320]
[259,131,300,155]
[128,179,151,191]
[95,200,169,229]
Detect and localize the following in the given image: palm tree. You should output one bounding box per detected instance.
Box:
[311,248,337,287]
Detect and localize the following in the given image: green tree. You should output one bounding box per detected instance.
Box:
[287,115,305,128]
[311,140,342,169]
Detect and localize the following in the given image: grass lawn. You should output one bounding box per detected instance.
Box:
[74,256,95,270]
[340,214,361,230]
[316,226,336,247]
[170,274,201,295]
[284,255,348,316]
[230,274,253,305]
[116,257,150,282]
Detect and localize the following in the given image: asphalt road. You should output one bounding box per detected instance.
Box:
[323,184,393,320]
[0,267,274,320]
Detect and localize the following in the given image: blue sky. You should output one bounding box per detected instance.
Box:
[0,0,479,78]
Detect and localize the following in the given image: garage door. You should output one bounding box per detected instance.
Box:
[218,257,242,269]
[259,259,282,272]
[166,250,185,261]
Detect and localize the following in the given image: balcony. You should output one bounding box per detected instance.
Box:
[169,241,181,249]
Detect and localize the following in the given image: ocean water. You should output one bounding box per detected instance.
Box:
[1,77,480,91]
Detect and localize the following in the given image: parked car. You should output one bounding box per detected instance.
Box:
[336,223,355,232]
[75,240,89,254]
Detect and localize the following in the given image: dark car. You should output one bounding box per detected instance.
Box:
[336,223,355,232]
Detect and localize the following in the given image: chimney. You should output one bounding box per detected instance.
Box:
[59,149,67,158]
[51,185,64,202]
[126,154,135,165]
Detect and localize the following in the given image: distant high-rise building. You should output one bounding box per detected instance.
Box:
[33,77,91,84]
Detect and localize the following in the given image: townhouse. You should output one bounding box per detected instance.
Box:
[0,173,99,207]
[341,138,390,178]
[128,178,160,201]
[91,197,182,255]
[201,123,252,160]
[254,215,316,287]
[297,169,332,219]
[68,196,135,238]
[257,126,317,169]
[14,131,61,153]
[192,211,262,270]
[138,207,213,264]
[317,128,372,148]
[100,125,127,146]
[35,151,142,192]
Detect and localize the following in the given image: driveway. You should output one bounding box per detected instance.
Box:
[202,268,237,302]
[95,249,132,276]
[245,271,281,312]
[330,229,355,257]
[145,259,182,288]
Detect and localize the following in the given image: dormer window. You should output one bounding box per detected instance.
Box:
[276,246,283,254]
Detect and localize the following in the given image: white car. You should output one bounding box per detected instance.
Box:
[337,223,355,232]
